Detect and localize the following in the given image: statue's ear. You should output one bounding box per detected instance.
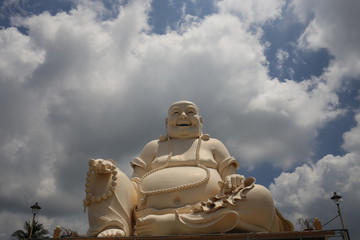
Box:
[165,118,168,127]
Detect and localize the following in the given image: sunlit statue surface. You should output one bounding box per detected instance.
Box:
[84,101,293,237]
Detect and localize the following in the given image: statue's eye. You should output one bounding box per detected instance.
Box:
[187,109,196,115]
[172,111,180,115]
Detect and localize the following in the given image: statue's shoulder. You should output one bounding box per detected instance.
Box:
[202,136,230,156]
[138,139,161,156]
[147,139,161,145]
[202,136,226,149]
[202,136,224,145]
[142,139,161,149]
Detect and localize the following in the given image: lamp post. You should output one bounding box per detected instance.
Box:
[330,192,350,240]
[29,202,41,239]
[330,192,345,229]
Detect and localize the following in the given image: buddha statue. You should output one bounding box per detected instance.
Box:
[84,101,293,237]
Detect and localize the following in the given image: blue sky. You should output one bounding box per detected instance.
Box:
[1,0,359,239]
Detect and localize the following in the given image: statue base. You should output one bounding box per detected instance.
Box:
[52,230,338,240]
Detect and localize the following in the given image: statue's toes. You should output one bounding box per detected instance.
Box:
[97,229,125,237]
[114,230,126,237]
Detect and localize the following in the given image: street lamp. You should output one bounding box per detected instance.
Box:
[330,192,351,240]
[29,202,41,239]
[330,192,345,229]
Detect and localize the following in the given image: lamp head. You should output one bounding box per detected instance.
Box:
[31,202,41,215]
[330,192,342,205]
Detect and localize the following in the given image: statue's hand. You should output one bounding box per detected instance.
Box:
[88,159,116,174]
[225,174,245,189]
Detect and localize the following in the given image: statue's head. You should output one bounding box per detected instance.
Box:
[166,101,203,139]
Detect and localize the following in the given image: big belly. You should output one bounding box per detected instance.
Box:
[139,166,222,209]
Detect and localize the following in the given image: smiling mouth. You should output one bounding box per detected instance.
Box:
[176,123,191,126]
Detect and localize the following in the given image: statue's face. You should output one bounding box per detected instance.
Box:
[166,101,202,139]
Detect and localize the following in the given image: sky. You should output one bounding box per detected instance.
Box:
[0,0,359,239]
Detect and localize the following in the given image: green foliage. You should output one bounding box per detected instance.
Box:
[11,220,50,240]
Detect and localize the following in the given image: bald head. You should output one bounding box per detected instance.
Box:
[168,101,200,115]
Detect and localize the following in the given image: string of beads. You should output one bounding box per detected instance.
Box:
[83,159,118,209]
[138,135,210,196]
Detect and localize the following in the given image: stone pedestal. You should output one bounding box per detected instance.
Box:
[52,230,336,240]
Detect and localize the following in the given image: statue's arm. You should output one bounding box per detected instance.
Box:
[131,140,158,179]
[210,138,244,189]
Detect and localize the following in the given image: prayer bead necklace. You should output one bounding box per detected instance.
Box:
[138,135,210,197]
[83,159,118,210]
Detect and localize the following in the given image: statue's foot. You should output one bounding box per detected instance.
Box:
[97,228,126,237]
[134,214,176,236]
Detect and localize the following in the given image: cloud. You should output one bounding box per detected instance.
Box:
[275,49,289,71]
[269,2,360,237]
[0,1,154,237]
[0,27,45,82]
[342,112,360,154]
[293,0,360,89]
[0,0,358,238]
[270,112,360,237]
[216,0,284,26]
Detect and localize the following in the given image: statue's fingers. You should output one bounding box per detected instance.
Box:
[134,219,144,230]
[102,165,111,174]
[105,163,113,171]
[225,175,230,182]
[235,176,241,187]
[95,163,101,172]
[225,176,232,188]
[100,165,107,173]
[240,175,245,183]
[88,159,96,167]
[110,231,117,237]
[97,162,107,174]
[231,176,237,188]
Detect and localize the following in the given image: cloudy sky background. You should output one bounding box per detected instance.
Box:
[1,0,359,238]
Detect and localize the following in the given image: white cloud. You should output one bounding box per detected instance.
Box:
[216,0,284,26]
[269,0,360,229]
[0,0,359,238]
[247,79,342,128]
[342,113,360,154]
[276,49,289,71]
[0,27,45,83]
[294,0,360,90]
[270,112,360,236]
[0,0,343,196]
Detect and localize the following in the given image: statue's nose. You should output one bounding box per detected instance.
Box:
[179,112,187,119]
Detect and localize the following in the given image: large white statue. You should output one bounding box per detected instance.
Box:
[84,101,293,237]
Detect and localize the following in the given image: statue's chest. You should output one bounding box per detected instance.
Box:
[153,149,216,168]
